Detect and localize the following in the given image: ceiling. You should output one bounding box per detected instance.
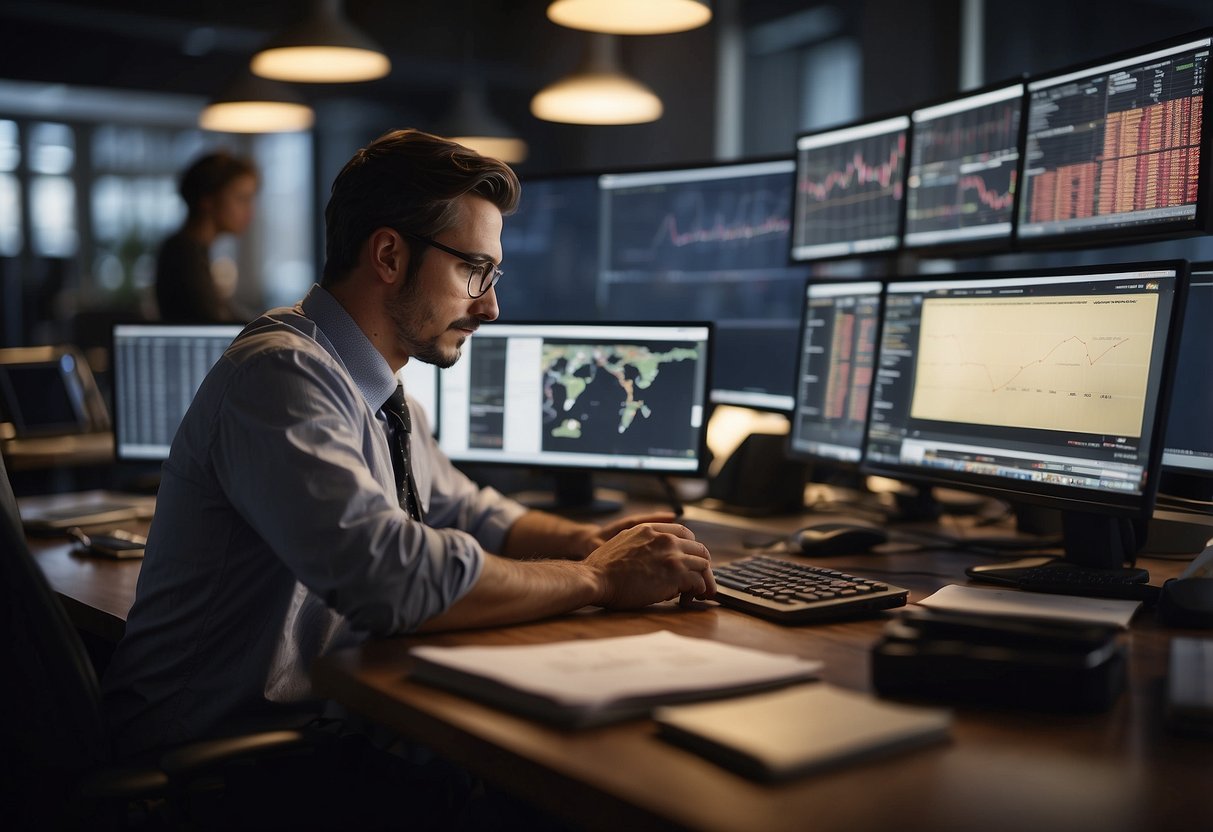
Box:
[0,1,567,104]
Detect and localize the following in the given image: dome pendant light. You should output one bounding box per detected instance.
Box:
[547,0,712,35]
[199,72,315,133]
[251,0,391,83]
[440,84,529,164]
[531,34,663,125]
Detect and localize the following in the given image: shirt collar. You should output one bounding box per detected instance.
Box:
[301,284,397,412]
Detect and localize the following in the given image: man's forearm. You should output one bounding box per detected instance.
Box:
[416,553,599,631]
[499,509,598,560]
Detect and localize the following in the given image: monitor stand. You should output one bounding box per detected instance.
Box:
[966,510,1150,591]
[521,470,623,517]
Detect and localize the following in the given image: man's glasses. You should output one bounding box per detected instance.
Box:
[404,233,502,298]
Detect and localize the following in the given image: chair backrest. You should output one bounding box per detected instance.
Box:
[0,452,109,773]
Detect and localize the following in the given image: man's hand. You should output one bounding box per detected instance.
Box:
[569,511,679,559]
[584,522,716,609]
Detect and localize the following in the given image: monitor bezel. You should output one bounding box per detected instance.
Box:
[1012,29,1213,251]
[860,259,1189,519]
[436,320,716,478]
[789,110,912,264]
[902,77,1028,256]
[786,277,886,469]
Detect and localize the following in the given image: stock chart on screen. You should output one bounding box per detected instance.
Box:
[598,160,805,411]
[792,116,910,261]
[1018,35,1210,243]
[905,84,1022,248]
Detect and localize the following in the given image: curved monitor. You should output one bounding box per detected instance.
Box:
[791,115,910,261]
[905,82,1023,250]
[1016,33,1211,247]
[438,322,712,475]
[789,280,883,465]
[863,262,1186,519]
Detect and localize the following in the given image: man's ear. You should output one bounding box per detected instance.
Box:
[367,227,409,285]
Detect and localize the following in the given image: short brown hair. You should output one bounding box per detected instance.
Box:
[179,151,257,217]
[321,129,521,286]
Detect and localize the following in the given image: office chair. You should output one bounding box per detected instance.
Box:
[0,451,317,829]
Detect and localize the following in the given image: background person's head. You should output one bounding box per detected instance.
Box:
[179,151,259,236]
[321,129,520,288]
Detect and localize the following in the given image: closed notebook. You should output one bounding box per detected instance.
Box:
[408,630,822,728]
[655,682,951,781]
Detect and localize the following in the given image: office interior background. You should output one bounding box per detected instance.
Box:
[1,0,1212,440]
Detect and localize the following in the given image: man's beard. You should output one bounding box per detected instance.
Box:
[385,276,476,369]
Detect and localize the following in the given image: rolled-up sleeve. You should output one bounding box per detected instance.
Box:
[407,399,527,555]
[208,347,483,634]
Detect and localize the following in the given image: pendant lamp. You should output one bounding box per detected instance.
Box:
[199,72,315,133]
[547,0,712,35]
[251,0,391,83]
[439,84,528,164]
[531,35,663,125]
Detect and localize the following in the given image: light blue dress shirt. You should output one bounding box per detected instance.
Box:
[103,285,526,758]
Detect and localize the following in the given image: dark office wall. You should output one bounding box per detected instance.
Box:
[859,0,961,116]
[986,1,1213,82]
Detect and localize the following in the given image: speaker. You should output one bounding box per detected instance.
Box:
[707,433,807,516]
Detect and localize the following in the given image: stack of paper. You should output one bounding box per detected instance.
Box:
[408,630,822,728]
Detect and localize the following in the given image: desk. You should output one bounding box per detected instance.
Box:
[29,537,140,643]
[311,512,1212,832]
[28,506,1213,830]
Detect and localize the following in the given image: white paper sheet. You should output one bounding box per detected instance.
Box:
[409,630,822,709]
[917,584,1140,628]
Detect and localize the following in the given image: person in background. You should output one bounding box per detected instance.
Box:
[155,150,258,323]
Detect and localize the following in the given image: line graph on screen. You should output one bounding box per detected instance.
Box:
[909,293,1159,436]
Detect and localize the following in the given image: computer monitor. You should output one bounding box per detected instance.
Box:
[597,159,803,412]
[438,322,712,510]
[1157,261,1213,513]
[113,324,441,462]
[791,115,910,261]
[0,346,108,438]
[788,280,883,465]
[112,324,243,461]
[1016,33,1212,247]
[864,262,1186,571]
[497,173,600,322]
[905,83,1023,250]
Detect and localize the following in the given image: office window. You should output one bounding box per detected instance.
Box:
[0,119,19,256]
[29,122,77,257]
[254,131,314,308]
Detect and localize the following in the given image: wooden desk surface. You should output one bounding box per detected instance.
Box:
[311,517,1213,832]
[28,516,148,643]
[26,502,1213,830]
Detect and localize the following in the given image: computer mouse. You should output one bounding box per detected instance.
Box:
[795,523,888,557]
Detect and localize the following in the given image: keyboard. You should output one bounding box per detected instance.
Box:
[713,556,909,624]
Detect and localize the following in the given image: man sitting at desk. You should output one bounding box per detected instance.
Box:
[102,129,716,760]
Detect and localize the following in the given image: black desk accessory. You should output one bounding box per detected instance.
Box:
[1158,578,1213,628]
[872,607,1125,712]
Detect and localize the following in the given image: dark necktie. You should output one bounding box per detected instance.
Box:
[383,383,423,521]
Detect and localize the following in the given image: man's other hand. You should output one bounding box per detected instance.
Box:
[584,522,716,609]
